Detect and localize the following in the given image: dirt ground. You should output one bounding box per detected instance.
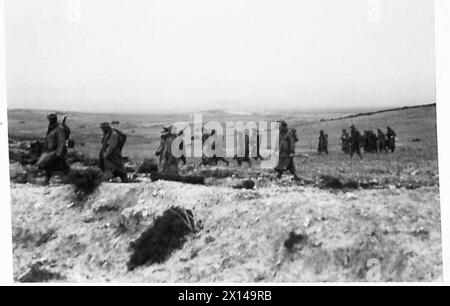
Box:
[8,104,442,282]
[10,180,441,282]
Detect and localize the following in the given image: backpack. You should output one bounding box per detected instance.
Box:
[113,128,127,151]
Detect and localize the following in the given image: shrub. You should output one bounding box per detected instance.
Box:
[127,207,198,271]
[65,167,103,201]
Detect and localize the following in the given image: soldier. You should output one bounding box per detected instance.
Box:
[234,129,252,167]
[252,129,264,160]
[349,124,362,158]
[364,130,377,153]
[341,129,350,154]
[362,130,373,153]
[377,128,388,153]
[199,129,228,166]
[155,125,179,175]
[99,122,128,182]
[275,120,300,181]
[209,129,229,166]
[317,130,328,154]
[36,113,70,185]
[177,129,187,166]
[386,126,396,152]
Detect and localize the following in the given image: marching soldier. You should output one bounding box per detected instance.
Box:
[36,113,70,185]
[341,129,350,154]
[386,126,396,152]
[275,120,300,181]
[99,122,128,182]
[234,129,252,167]
[317,130,328,154]
[377,128,388,153]
[349,124,362,158]
[155,125,179,175]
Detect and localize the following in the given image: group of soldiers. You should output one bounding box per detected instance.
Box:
[36,113,300,184]
[154,119,300,180]
[34,112,397,185]
[36,113,129,184]
[340,125,396,157]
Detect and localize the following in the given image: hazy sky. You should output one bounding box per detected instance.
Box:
[4,0,435,113]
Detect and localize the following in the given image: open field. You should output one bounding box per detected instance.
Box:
[8,104,442,282]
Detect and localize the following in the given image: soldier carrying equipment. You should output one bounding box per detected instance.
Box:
[275,120,301,181]
[35,113,70,185]
[99,122,128,182]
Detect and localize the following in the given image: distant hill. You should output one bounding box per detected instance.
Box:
[320,103,436,122]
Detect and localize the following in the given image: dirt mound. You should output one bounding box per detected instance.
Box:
[9,181,442,282]
[127,207,199,271]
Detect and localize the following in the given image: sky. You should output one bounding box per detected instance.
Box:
[4,0,436,113]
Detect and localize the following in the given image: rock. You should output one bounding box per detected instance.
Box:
[18,263,65,283]
[413,227,429,238]
[92,199,119,213]
[303,217,312,228]
[312,241,323,248]
[345,193,358,201]
[205,236,215,244]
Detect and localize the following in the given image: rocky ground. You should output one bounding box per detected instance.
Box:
[10,176,441,282]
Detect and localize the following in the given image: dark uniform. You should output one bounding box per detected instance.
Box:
[252,131,263,160]
[275,120,300,180]
[205,129,229,166]
[317,130,328,154]
[377,129,388,153]
[234,130,252,167]
[178,129,187,166]
[99,122,128,182]
[156,125,179,175]
[386,127,396,152]
[341,129,350,154]
[37,113,70,184]
[349,125,362,158]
